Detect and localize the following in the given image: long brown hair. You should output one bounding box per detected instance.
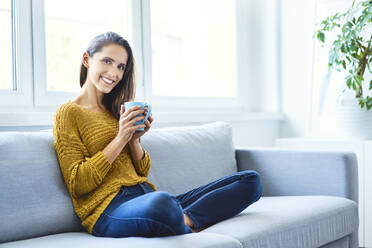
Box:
[79,32,136,120]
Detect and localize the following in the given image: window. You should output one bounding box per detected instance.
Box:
[310,0,355,137]
[0,0,13,91]
[43,0,130,93]
[1,0,260,114]
[0,0,33,106]
[149,0,237,98]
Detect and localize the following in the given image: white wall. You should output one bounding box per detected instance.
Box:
[236,0,280,112]
[279,0,316,138]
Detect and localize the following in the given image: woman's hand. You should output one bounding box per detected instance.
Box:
[116,105,147,145]
[130,107,154,142]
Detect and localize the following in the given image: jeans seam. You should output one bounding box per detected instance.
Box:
[102,212,178,235]
[179,174,241,208]
[182,177,257,229]
[183,187,221,230]
[179,171,256,207]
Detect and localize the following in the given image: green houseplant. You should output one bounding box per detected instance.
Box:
[315,0,372,109]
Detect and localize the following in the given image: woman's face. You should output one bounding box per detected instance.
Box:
[84,43,128,94]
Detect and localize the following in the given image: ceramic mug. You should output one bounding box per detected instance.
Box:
[124,101,152,132]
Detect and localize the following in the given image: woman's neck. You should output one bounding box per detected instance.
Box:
[73,82,107,112]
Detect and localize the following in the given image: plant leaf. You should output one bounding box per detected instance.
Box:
[342,60,346,69]
[317,31,325,43]
[359,98,365,108]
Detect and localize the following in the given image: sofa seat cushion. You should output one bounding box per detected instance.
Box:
[201,196,358,248]
[0,232,242,248]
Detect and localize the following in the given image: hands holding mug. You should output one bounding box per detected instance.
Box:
[116,102,153,145]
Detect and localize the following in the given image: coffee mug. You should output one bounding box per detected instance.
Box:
[124,101,152,132]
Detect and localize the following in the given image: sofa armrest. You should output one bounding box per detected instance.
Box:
[235,147,358,203]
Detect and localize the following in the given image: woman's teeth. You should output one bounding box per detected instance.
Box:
[102,77,114,85]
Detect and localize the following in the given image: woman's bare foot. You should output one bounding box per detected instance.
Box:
[183,213,194,229]
[184,213,209,233]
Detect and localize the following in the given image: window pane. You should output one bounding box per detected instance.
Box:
[150,0,237,98]
[44,0,128,92]
[0,0,13,90]
[311,0,353,136]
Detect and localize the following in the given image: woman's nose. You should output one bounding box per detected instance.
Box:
[107,71,118,81]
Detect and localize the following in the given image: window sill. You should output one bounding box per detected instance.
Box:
[155,111,284,123]
[0,111,285,127]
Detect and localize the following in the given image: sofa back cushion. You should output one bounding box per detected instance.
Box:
[145,121,237,195]
[0,131,85,243]
[0,121,237,242]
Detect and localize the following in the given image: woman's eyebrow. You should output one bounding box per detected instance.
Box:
[103,56,126,66]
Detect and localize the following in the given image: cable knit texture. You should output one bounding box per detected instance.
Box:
[53,100,156,234]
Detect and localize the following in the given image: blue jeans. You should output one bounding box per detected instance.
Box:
[92,170,262,238]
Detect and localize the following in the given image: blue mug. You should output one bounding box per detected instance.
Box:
[124,102,152,132]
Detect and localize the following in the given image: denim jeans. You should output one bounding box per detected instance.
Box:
[92,170,262,238]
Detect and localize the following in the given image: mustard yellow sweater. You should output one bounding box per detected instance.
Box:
[53,100,156,234]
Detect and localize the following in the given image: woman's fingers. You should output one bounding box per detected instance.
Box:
[129,115,145,126]
[120,105,153,127]
[121,106,142,119]
[148,114,154,123]
[144,120,151,131]
[120,104,124,115]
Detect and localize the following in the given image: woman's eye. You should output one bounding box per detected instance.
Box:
[119,66,125,71]
[103,59,111,64]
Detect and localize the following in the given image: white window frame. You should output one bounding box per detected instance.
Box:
[139,0,247,112]
[0,0,33,106]
[31,0,77,107]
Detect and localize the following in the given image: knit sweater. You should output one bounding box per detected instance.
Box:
[53,100,156,234]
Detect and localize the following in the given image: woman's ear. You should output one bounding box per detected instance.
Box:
[82,51,90,68]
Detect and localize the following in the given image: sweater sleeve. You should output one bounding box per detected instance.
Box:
[132,147,151,177]
[53,105,113,199]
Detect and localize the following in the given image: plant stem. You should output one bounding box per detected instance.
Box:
[356,36,371,98]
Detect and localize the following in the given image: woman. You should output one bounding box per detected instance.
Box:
[53,32,262,238]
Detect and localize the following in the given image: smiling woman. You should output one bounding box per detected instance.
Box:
[53,31,262,239]
[53,31,155,235]
[81,45,128,95]
[76,32,134,120]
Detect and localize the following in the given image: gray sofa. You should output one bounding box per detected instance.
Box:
[0,121,359,248]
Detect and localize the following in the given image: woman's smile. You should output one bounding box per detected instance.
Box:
[101,76,114,85]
